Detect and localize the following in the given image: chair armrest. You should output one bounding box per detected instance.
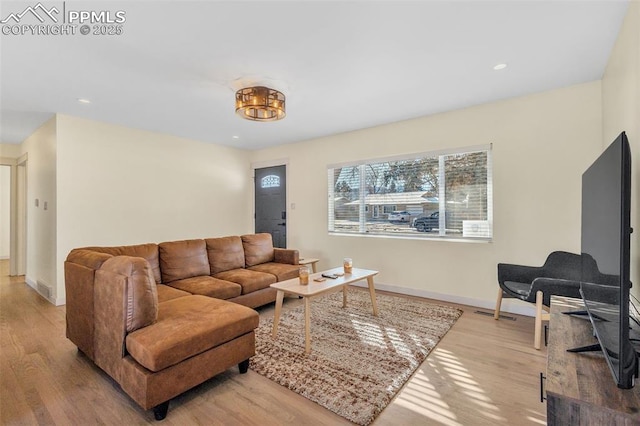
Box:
[529,277,582,306]
[497,263,544,286]
[274,248,299,265]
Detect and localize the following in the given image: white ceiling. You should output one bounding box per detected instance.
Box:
[0,1,630,150]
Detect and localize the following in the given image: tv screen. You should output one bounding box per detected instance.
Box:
[580,131,637,389]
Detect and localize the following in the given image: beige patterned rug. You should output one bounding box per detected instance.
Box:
[250,289,463,425]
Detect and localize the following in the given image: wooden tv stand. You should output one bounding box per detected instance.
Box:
[545,296,640,425]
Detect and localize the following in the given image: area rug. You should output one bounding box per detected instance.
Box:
[250,289,463,425]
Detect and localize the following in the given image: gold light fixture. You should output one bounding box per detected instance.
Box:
[235,86,286,121]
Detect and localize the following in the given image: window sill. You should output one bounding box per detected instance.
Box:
[328,231,492,243]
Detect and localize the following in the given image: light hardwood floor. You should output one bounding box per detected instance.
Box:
[0,260,547,425]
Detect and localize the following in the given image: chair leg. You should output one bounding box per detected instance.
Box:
[534,290,543,350]
[494,289,503,320]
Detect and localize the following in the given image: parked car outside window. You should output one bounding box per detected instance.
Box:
[388,211,413,222]
[412,211,443,232]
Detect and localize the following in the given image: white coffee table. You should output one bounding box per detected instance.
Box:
[270,267,379,354]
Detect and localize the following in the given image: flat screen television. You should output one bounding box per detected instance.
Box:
[579,131,638,389]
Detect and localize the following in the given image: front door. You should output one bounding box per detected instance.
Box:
[254,165,287,248]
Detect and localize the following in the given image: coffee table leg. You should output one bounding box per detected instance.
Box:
[342,284,348,308]
[367,276,379,316]
[272,290,285,338]
[304,297,311,354]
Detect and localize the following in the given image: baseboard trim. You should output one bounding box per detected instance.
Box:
[24,276,60,306]
[25,276,35,288]
[350,280,536,318]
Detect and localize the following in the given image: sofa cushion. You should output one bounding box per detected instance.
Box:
[83,244,161,283]
[166,276,241,300]
[206,236,245,274]
[125,295,259,372]
[156,284,191,303]
[241,233,275,267]
[248,262,301,281]
[213,269,276,295]
[159,239,209,283]
[99,256,158,333]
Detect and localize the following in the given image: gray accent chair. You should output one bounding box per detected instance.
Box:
[494,251,584,349]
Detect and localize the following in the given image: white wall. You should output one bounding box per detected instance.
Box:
[55,115,252,303]
[251,81,603,313]
[0,143,22,158]
[602,0,640,300]
[0,166,10,259]
[21,118,57,302]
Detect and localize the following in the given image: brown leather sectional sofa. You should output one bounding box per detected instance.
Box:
[64,233,299,420]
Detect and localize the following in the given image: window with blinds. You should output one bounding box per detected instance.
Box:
[328,145,493,240]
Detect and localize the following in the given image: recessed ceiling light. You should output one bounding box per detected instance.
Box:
[77,98,91,104]
[232,135,239,139]
[493,63,507,71]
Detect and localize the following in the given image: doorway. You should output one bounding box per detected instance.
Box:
[0,166,10,263]
[15,158,27,275]
[254,165,287,248]
[1,155,27,277]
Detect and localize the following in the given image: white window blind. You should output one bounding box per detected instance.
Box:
[328,145,493,240]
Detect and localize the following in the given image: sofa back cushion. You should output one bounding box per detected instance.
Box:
[241,233,275,267]
[206,236,245,274]
[83,243,161,283]
[98,256,158,333]
[159,239,210,283]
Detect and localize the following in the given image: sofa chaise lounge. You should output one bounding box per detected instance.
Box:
[64,233,299,419]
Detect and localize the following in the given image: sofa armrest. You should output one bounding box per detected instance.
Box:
[67,248,113,270]
[94,256,159,380]
[94,266,129,378]
[274,248,299,265]
[64,249,115,360]
[98,256,159,333]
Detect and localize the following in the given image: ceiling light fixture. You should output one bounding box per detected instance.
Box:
[235,86,285,121]
[77,98,91,104]
[493,63,507,70]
